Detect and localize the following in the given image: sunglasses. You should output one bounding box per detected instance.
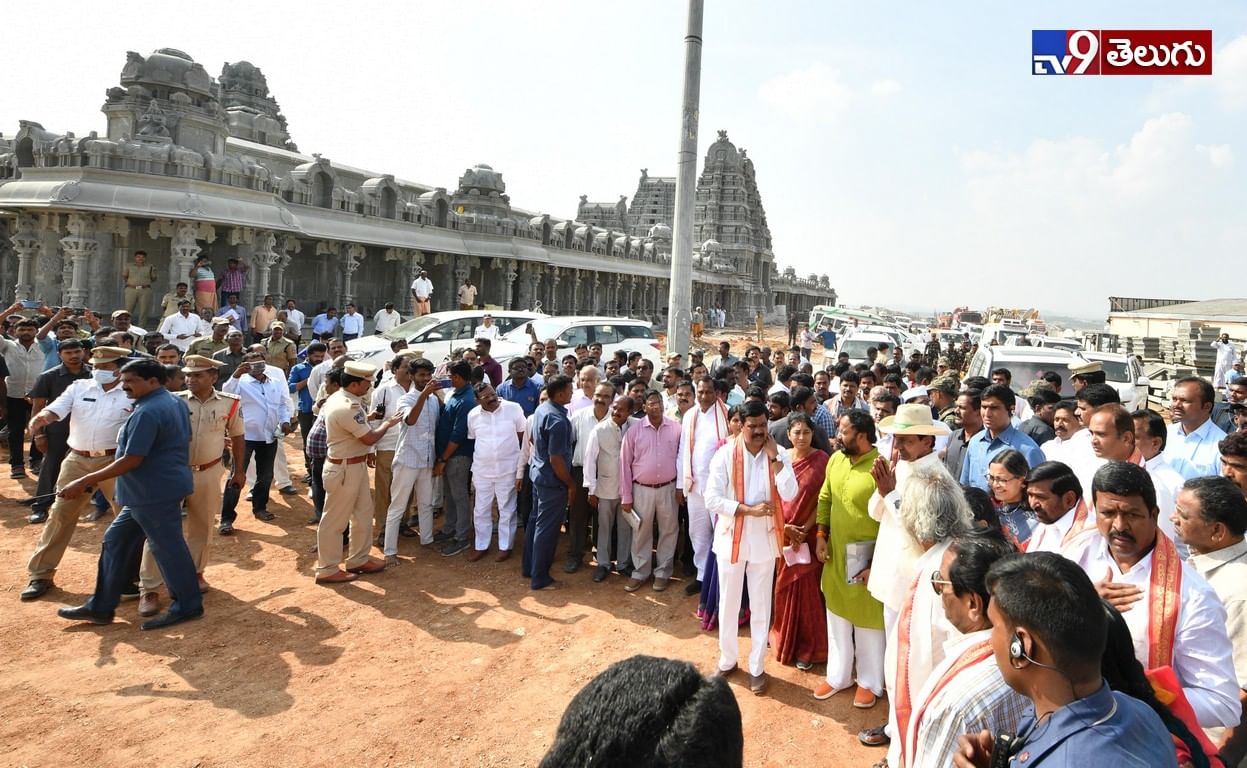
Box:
[930,570,954,596]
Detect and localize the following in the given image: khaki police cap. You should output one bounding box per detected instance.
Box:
[182,354,225,374]
[91,346,131,364]
[1069,359,1103,376]
[344,361,377,379]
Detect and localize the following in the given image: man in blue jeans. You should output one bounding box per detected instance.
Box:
[54,358,203,630]
[522,375,576,590]
[434,361,477,557]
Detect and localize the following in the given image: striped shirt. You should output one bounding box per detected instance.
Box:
[219,267,246,293]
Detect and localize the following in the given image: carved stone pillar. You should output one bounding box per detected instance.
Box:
[452,259,469,308]
[341,243,365,307]
[570,269,581,315]
[10,213,42,300]
[59,213,98,307]
[151,219,215,305]
[626,275,636,317]
[250,231,281,301]
[502,259,518,310]
[229,227,258,309]
[547,267,560,315]
[529,266,543,312]
[591,272,601,315]
[273,235,300,303]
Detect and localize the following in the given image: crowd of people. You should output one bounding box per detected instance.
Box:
[5,259,1247,765]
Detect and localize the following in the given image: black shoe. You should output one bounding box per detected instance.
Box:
[29,461,41,475]
[218,523,235,535]
[244,493,253,502]
[279,485,298,496]
[254,509,275,521]
[120,583,140,601]
[684,579,702,596]
[592,565,609,583]
[432,531,453,544]
[399,525,418,538]
[563,559,581,574]
[440,540,469,557]
[17,497,36,507]
[20,579,53,601]
[617,565,634,578]
[10,468,26,479]
[307,515,321,525]
[141,608,204,631]
[57,605,114,624]
[28,509,48,524]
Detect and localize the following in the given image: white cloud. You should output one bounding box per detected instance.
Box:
[758,65,900,123]
[870,78,902,97]
[1212,34,1247,110]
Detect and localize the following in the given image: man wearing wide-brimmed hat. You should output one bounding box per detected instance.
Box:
[135,355,244,618]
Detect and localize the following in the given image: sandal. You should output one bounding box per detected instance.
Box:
[858,724,890,747]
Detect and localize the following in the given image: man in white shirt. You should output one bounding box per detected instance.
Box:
[568,365,598,415]
[411,269,434,316]
[457,278,477,310]
[1071,461,1240,728]
[307,339,347,401]
[465,382,526,560]
[472,313,500,342]
[568,383,613,573]
[1170,476,1247,764]
[373,302,403,335]
[282,299,306,343]
[221,350,294,532]
[384,358,440,559]
[158,299,209,353]
[905,532,1027,768]
[677,378,731,595]
[705,400,799,695]
[1040,399,1082,464]
[1023,461,1093,555]
[340,303,365,341]
[1166,376,1227,480]
[1214,333,1240,390]
[0,312,47,478]
[369,355,411,538]
[584,395,637,582]
[1134,408,1187,528]
[21,346,131,599]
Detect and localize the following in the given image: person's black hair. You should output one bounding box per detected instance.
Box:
[119,357,168,384]
[448,360,473,381]
[54,319,79,331]
[1132,409,1168,452]
[962,375,991,391]
[608,374,630,392]
[1174,375,1215,409]
[711,377,730,396]
[916,366,935,385]
[904,361,921,374]
[865,346,878,360]
[1042,371,1063,390]
[155,343,180,355]
[990,367,1013,383]
[958,388,983,411]
[14,317,38,329]
[775,365,797,384]
[839,369,860,386]
[790,372,814,388]
[1099,602,1211,768]
[326,368,345,387]
[883,372,904,388]
[790,386,815,408]
[469,365,486,385]
[643,389,664,403]
[740,399,768,421]
[409,357,435,374]
[988,448,1030,481]
[1054,398,1077,415]
[1092,461,1157,513]
[305,341,328,356]
[617,395,635,413]
[1183,476,1247,536]
[947,529,1017,608]
[832,361,850,377]
[475,337,492,350]
[341,373,367,387]
[538,654,744,768]
[980,383,1016,411]
[870,391,901,410]
[175,281,188,289]
[1026,388,1061,407]
[1220,430,1247,459]
[962,486,1001,531]
[665,367,685,380]
[1025,461,1083,500]
[986,552,1108,675]
[1076,383,1120,408]
[57,339,83,351]
[544,374,574,399]
[1092,403,1134,438]
[767,390,791,410]
[744,385,767,402]
[841,409,876,444]
[787,412,815,433]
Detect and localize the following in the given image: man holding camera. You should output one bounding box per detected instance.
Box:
[219,349,293,533]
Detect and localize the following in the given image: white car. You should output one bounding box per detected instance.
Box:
[1079,352,1150,411]
[345,309,543,365]
[966,346,1077,396]
[489,316,663,369]
[848,325,920,358]
[835,331,897,366]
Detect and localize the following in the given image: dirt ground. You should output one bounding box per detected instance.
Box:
[0,325,882,768]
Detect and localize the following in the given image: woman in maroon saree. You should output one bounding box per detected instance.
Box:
[770,413,829,669]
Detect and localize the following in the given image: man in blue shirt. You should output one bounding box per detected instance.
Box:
[961,384,1045,491]
[434,360,476,556]
[953,552,1177,767]
[289,341,326,480]
[1165,376,1227,480]
[311,307,339,337]
[339,303,364,341]
[523,375,576,590]
[54,358,203,630]
[497,357,541,417]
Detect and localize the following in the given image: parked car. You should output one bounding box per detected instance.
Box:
[847,325,921,358]
[489,316,662,368]
[966,346,1077,396]
[345,309,543,365]
[1079,351,1150,411]
[835,330,898,366]
[1030,336,1083,353]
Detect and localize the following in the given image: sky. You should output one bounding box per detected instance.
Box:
[2,1,1244,320]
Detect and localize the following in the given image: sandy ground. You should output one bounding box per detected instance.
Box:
[0,325,882,768]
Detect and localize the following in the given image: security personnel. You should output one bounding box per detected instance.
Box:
[315,361,403,584]
[186,317,232,358]
[135,355,245,617]
[121,250,157,322]
[21,346,132,601]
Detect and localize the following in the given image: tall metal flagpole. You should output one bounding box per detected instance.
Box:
[665,0,703,359]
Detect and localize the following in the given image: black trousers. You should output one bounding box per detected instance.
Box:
[566,466,589,564]
[31,424,69,513]
[220,440,278,523]
[6,396,32,469]
[297,411,316,474]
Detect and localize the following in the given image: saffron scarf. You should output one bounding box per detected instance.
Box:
[683,400,728,492]
[1147,533,1182,670]
[729,435,784,565]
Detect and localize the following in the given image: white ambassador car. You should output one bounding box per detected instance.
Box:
[489,316,663,368]
[345,310,543,365]
[1079,351,1150,411]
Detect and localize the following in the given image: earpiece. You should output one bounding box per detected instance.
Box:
[1010,631,1056,670]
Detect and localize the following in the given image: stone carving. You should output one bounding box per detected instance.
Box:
[177,192,206,216]
[136,100,174,140]
[50,180,82,202]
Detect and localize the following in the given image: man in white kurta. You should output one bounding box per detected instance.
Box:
[676,379,730,589]
[705,403,798,691]
[1214,334,1239,390]
[1072,462,1240,729]
[466,383,527,557]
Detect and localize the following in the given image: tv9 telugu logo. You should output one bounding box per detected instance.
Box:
[1032,30,1212,75]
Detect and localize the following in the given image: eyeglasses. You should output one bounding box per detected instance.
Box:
[930,570,954,595]
[986,474,1020,486]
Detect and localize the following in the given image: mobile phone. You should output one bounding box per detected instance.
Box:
[20,299,40,310]
[437,378,453,389]
[249,361,265,374]
[988,732,1016,768]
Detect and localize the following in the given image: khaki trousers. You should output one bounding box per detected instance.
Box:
[315,461,373,577]
[123,286,151,322]
[371,450,395,533]
[139,462,223,590]
[27,453,119,580]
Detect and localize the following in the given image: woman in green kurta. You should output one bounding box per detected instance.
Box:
[813,410,887,705]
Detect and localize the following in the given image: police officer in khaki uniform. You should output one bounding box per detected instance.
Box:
[187,317,232,359]
[135,355,246,617]
[21,347,133,600]
[122,250,157,322]
[315,361,404,583]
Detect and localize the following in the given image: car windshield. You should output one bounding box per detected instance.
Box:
[840,339,883,360]
[997,361,1075,396]
[504,318,564,343]
[382,315,442,341]
[1091,359,1131,382]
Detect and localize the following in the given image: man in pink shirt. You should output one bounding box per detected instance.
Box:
[620,390,682,593]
